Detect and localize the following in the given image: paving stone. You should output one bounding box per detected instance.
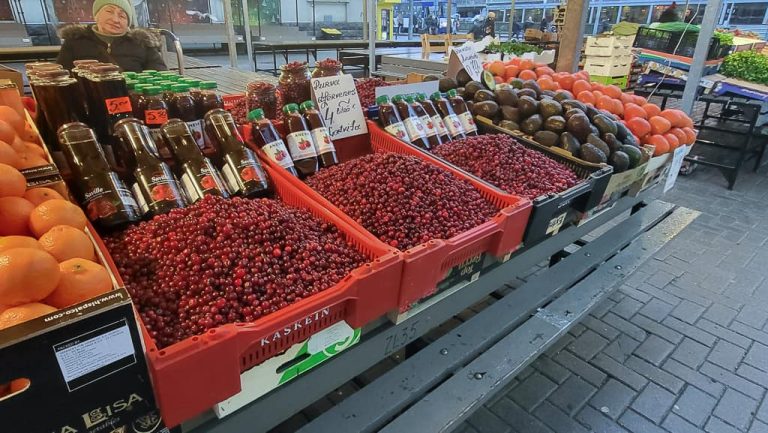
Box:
[510,373,557,411]
[671,300,707,324]
[745,342,768,372]
[581,316,621,341]
[662,316,717,347]
[612,295,645,320]
[568,330,609,361]
[532,356,570,385]
[751,419,768,433]
[696,319,753,349]
[647,270,677,289]
[591,353,648,391]
[635,282,683,307]
[533,401,589,433]
[488,398,554,433]
[631,314,683,344]
[630,382,676,424]
[603,334,642,364]
[700,362,765,400]
[466,406,512,433]
[602,313,647,342]
[736,305,768,330]
[663,413,707,433]
[547,375,596,416]
[569,323,587,338]
[625,356,685,394]
[662,359,724,398]
[638,298,676,322]
[544,334,575,358]
[590,299,616,320]
[618,409,667,433]
[665,283,714,309]
[575,406,629,433]
[713,388,759,431]
[736,363,768,388]
[730,321,768,348]
[758,395,768,423]
[671,338,711,369]
[707,340,745,371]
[673,386,717,427]
[589,379,636,420]
[634,334,675,366]
[617,285,652,304]
[553,350,607,388]
[454,423,480,433]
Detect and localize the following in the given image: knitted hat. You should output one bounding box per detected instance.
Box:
[93,0,135,27]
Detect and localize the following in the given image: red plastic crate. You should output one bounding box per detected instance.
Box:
[103,167,402,427]
[257,120,532,311]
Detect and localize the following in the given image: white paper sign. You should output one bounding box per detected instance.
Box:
[310,74,368,140]
[447,43,483,81]
[374,81,440,100]
[664,145,688,193]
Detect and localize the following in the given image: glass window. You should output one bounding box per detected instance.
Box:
[587,6,598,35]
[684,5,706,24]
[729,2,767,24]
[597,6,619,33]
[621,5,650,23]
[650,4,667,22]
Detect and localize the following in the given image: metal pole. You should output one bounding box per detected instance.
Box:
[368,0,376,75]
[363,0,368,41]
[408,0,414,40]
[223,0,239,68]
[312,0,317,37]
[242,0,255,71]
[295,0,299,26]
[447,0,452,36]
[508,0,516,40]
[681,0,723,114]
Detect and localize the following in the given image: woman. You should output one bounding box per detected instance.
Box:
[57,0,167,72]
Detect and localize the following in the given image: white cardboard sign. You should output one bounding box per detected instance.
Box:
[310,74,368,140]
[447,43,483,81]
[664,145,689,193]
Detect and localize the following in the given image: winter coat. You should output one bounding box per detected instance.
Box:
[57,25,167,72]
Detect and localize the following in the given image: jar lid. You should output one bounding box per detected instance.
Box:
[404,95,415,103]
[144,85,162,95]
[247,80,275,91]
[91,64,121,75]
[172,83,189,93]
[446,89,457,97]
[199,81,217,90]
[430,91,443,100]
[158,81,173,91]
[72,59,99,67]
[282,103,299,114]
[391,95,404,103]
[247,109,265,121]
[415,93,427,101]
[36,69,71,79]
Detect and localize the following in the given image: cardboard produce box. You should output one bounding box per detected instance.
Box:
[0,66,23,95]
[524,29,543,41]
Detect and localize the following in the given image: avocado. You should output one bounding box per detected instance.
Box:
[518,96,539,118]
[554,90,574,102]
[423,75,441,82]
[590,124,600,137]
[544,115,566,134]
[509,78,524,89]
[501,105,521,122]
[456,69,472,87]
[521,114,544,135]
[584,105,600,121]
[615,121,631,141]
[619,145,642,168]
[499,120,520,131]
[559,132,582,155]
[566,114,592,142]
[456,87,466,98]
[474,89,495,103]
[439,77,458,92]
[464,81,483,99]
[534,130,560,147]
[564,108,584,120]
[542,90,557,98]
[539,99,564,119]
[623,133,640,148]
[522,80,542,96]
[473,100,499,118]
[609,151,630,173]
[495,88,518,106]
[580,143,608,164]
[587,134,611,157]
[481,70,497,90]
[466,100,475,114]
[592,114,618,136]
[517,88,538,99]
[562,99,587,113]
[602,133,621,153]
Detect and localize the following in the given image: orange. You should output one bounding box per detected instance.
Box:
[623,103,647,120]
[519,59,535,71]
[649,116,672,135]
[0,248,60,306]
[596,95,614,111]
[22,142,46,159]
[555,74,575,91]
[659,109,685,128]
[577,91,596,105]
[609,99,624,116]
[536,77,557,91]
[0,197,34,236]
[504,65,519,80]
[535,66,555,78]
[518,70,537,81]
[493,76,504,84]
[572,80,591,96]
[0,120,16,145]
[603,85,623,99]
[663,132,681,150]
[0,163,25,197]
[508,57,521,66]
[592,90,604,100]
[647,134,671,156]
[488,61,506,77]
[0,303,56,330]
[0,140,20,168]
[29,199,87,238]
[0,236,41,253]
[669,128,688,147]
[23,187,64,206]
[0,106,25,135]
[682,127,697,145]
[45,259,112,308]
[16,153,48,170]
[591,82,605,92]
[642,103,662,118]
[38,225,95,262]
[632,95,648,106]
[627,118,652,138]
[619,93,634,105]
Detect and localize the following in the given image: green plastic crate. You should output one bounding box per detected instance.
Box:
[590,74,629,88]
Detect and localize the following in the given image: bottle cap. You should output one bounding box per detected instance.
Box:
[143,69,158,75]
[446,89,457,97]
[144,85,162,96]
[391,95,404,103]
[199,81,217,90]
[299,100,316,111]
[183,79,201,87]
[430,91,443,100]
[282,103,300,114]
[375,95,390,105]
[415,93,427,101]
[172,83,189,93]
[248,109,265,121]
[404,95,415,103]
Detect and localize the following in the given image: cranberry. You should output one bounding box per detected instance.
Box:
[355,77,393,108]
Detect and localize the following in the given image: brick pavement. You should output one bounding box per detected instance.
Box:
[461,164,768,433]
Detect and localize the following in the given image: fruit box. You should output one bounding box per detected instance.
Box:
[257,121,532,312]
[20,108,61,182]
[476,116,613,247]
[139,168,402,427]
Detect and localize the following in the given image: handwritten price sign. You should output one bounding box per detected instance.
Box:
[447,43,483,81]
[105,96,132,115]
[144,109,169,126]
[310,74,368,140]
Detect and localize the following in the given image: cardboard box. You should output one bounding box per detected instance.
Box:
[0,65,23,96]
[541,32,559,42]
[584,58,631,77]
[524,29,543,41]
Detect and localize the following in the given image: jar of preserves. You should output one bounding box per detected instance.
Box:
[311,58,343,78]
[277,61,311,107]
[246,81,278,120]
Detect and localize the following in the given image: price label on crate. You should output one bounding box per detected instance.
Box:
[447,43,483,82]
[546,212,567,235]
[105,96,132,115]
[664,145,688,193]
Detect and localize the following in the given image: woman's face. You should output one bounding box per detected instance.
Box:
[95,5,129,35]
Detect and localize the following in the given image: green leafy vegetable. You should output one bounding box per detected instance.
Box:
[486,41,543,56]
[721,50,768,84]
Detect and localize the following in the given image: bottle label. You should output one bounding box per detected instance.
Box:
[384,122,410,143]
[145,109,169,125]
[458,111,477,134]
[82,179,139,222]
[433,115,449,138]
[311,127,336,154]
[444,114,466,138]
[131,183,149,215]
[149,129,172,160]
[181,163,228,203]
[186,119,205,150]
[286,130,318,160]
[105,96,132,115]
[419,115,438,137]
[141,170,184,209]
[403,117,427,142]
[263,139,296,170]
[221,155,267,195]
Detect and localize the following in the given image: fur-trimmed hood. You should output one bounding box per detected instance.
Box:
[59,24,161,48]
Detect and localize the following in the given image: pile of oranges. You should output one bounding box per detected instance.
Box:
[0,162,113,331]
[0,105,50,170]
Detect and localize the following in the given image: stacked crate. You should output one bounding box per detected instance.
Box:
[584,35,634,88]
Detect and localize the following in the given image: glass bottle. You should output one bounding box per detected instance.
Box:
[282,103,319,177]
[300,100,337,168]
[277,62,311,106]
[87,64,133,140]
[198,81,224,118]
[417,93,451,143]
[248,109,298,177]
[311,58,343,78]
[161,119,229,203]
[392,94,430,149]
[430,91,466,140]
[57,122,140,229]
[447,89,478,136]
[169,83,207,153]
[32,69,88,151]
[376,95,408,143]
[142,86,173,161]
[406,95,442,148]
[246,81,278,120]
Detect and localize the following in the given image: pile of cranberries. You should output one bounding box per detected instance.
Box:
[432,134,580,199]
[105,196,367,348]
[306,152,498,251]
[229,96,249,124]
[355,77,392,108]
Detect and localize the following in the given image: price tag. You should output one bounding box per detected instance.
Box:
[145,109,169,125]
[105,96,132,115]
[546,212,567,235]
[664,145,688,193]
[310,74,368,140]
[447,43,483,81]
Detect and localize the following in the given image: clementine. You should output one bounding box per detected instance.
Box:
[642,103,662,118]
[572,80,591,96]
[0,248,60,305]
[518,70,537,81]
[15,153,48,170]
[45,258,112,308]
[0,140,20,168]
[535,66,555,78]
[38,225,95,262]
[0,303,56,330]
[647,134,671,156]
[0,120,16,145]
[519,59,535,71]
[23,187,64,206]
[0,106,25,135]
[29,199,87,237]
[504,65,519,80]
[649,116,672,135]
[488,61,506,77]
[596,95,614,111]
[0,197,34,236]
[555,74,575,91]
[577,91,596,105]
[0,236,41,253]
[0,163,25,197]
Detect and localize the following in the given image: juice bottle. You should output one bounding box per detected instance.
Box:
[282,103,319,177]
[158,81,175,104]
[57,122,141,229]
[392,95,430,149]
[33,69,88,151]
[417,93,451,143]
[204,109,271,198]
[184,79,203,113]
[447,89,477,136]
[169,83,207,153]
[114,118,186,217]
[430,92,466,140]
[198,81,224,118]
[160,119,229,203]
[87,64,133,140]
[300,100,337,168]
[406,95,442,148]
[142,86,173,161]
[248,109,298,177]
[376,95,409,143]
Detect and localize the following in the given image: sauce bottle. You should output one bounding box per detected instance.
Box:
[32,69,88,151]
[282,103,319,177]
[57,122,141,229]
[169,83,207,153]
[184,79,203,113]
[248,109,298,177]
[88,64,133,140]
[161,119,229,203]
[300,100,338,168]
[142,86,173,161]
[391,95,430,149]
[198,81,224,118]
[158,81,175,104]
[430,91,466,140]
[376,95,409,143]
[114,118,186,217]
[204,109,271,198]
[417,93,451,143]
[406,95,442,148]
[446,89,477,136]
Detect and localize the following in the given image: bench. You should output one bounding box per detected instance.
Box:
[169,24,243,49]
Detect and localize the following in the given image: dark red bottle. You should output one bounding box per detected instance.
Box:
[406,95,442,148]
[300,100,338,168]
[282,103,320,177]
[392,94,431,149]
[248,109,298,177]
